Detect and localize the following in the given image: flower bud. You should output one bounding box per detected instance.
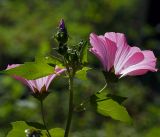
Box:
[55,19,68,44]
[59,19,66,32]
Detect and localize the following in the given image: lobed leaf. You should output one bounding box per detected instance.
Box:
[2,62,54,80]
[7,121,33,137]
[35,54,63,66]
[7,121,65,137]
[97,99,132,124]
[75,67,91,80]
[90,92,132,124]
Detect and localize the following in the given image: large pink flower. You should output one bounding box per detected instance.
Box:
[7,64,66,93]
[90,32,157,78]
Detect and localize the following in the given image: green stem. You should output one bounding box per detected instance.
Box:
[40,99,51,137]
[64,75,74,137]
[97,83,107,93]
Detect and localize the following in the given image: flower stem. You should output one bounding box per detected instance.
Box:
[97,83,107,93]
[64,75,74,137]
[40,99,51,137]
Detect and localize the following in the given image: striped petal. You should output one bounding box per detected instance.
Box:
[90,33,117,71]
[7,64,65,93]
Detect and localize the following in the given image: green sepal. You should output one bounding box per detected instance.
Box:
[32,91,50,101]
[54,29,68,44]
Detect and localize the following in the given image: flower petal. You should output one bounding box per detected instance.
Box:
[115,47,144,75]
[119,50,157,77]
[6,64,66,93]
[90,33,117,71]
[45,66,66,90]
[104,32,132,73]
[90,32,157,78]
[7,64,29,87]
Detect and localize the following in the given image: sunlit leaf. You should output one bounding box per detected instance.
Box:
[2,62,54,80]
[35,54,63,66]
[7,121,34,137]
[7,121,65,137]
[49,128,65,137]
[97,99,132,123]
[75,67,91,80]
[90,92,132,124]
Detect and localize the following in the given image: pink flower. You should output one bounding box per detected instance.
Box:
[90,32,157,78]
[7,64,66,93]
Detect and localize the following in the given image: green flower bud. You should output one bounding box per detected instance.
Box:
[55,19,68,44]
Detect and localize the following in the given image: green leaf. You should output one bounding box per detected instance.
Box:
[35,55,63,66]
[97,99,132,124]
[90,92,132,124]
[3,62,54,80]
[7,121,34,137]
[106,94,127,104]
[80,41,88,64]
[91,92,127,104]
[7,121,65,137]
[75,67,91,80]
[49,128,65,137]
[26,122,45,130]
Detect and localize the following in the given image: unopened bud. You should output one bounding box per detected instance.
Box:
[59,19,66,32]
[55,19,68,44]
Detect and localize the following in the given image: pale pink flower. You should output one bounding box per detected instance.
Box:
[90,32,157,78]
[7,64,66,93]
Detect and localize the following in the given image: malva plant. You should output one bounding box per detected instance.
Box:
[2,19,157,137]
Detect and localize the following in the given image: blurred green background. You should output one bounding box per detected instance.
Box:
[0,0,160,137]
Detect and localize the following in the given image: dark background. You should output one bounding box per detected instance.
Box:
[0,0,160,136]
